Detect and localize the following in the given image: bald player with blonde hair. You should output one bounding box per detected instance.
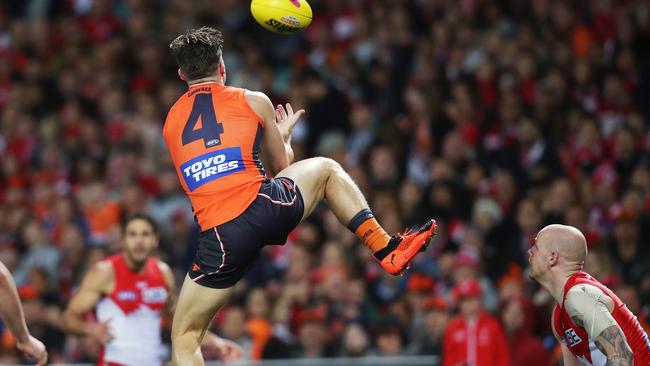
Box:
[528,224,650,366]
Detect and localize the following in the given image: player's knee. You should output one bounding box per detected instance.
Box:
[171,319,199,340]
[315,157,343,176]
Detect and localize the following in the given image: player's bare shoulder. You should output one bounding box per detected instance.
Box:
[244,90,272,105]
[156,260,175,288]
[244,90,274,123]
[83,259,115,294]
[156,260,172,275]
[565,283,615,314]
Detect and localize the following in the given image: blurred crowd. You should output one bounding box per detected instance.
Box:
[1,0,650,364]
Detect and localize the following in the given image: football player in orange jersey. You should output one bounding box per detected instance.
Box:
[164,27,437,365]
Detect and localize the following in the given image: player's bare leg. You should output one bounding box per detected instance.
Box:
[171,276,233,366]
[277,157,436,275]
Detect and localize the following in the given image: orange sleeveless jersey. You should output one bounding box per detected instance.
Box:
[163,83,266,231]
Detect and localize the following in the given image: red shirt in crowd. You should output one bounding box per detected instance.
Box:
[443,312,510,366]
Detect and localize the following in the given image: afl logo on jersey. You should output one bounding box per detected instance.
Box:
[206,139,220,147]
[117,291,137,301]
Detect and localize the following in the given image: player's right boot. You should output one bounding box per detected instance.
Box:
[373,219,437,276]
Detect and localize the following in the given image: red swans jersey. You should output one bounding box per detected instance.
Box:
[553,272,650,366]
[95,254,168,366]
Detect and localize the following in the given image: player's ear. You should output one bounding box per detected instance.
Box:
[219,58,226,83]
[178,68,186,81]
[548,251,559,267]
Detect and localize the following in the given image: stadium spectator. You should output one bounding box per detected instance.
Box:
[499,295,549,366]
[442,279,509,366]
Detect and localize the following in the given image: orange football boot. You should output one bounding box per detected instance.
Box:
[374,219,437,276]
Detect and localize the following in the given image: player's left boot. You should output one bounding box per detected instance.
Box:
[373,219,437,276]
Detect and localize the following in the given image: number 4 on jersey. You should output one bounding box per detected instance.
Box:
[182,94,224,148]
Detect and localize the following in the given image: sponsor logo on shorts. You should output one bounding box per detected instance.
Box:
[289,0,301,7]
[180,147,245,191]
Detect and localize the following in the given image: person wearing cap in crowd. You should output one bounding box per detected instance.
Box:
[405,272,436,318]
[452,248,498,312]
[442,278,509,366]
[294,308,329,358]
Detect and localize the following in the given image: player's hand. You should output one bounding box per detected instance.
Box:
[88,320,113,344]
[275,103,305,142]
[16,334,48,366]
[205,336,244,363]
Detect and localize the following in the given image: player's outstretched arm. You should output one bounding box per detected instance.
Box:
[246,90,301,175]
[63,261,114,344]
[0,262,48,366]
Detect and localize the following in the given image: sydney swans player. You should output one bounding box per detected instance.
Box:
[62,214,241,366]
[164,27,437,365]
[528,224,650,366]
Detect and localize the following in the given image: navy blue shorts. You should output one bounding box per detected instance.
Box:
[189,177,304,289]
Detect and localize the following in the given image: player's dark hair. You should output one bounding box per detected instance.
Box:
[169,26,224,81]
[122,213,159,235]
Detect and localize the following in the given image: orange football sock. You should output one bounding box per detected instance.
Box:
[347,209,391,253]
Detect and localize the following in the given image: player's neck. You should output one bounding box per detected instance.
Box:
[188,76,223,87]
[543,269,580,305]
[122,253,147,274]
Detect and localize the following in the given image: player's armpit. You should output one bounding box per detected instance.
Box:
[560,342,584,366]
[594,325,633,366]
[552,309,583,366]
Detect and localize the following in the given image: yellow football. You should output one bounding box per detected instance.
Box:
[250,0,312,34]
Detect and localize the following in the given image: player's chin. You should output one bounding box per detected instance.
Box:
[135,255,149,264]
[130,251,149,264]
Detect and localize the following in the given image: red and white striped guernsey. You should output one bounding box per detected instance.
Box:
[95,254,168,366]
[553,271,650,366]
